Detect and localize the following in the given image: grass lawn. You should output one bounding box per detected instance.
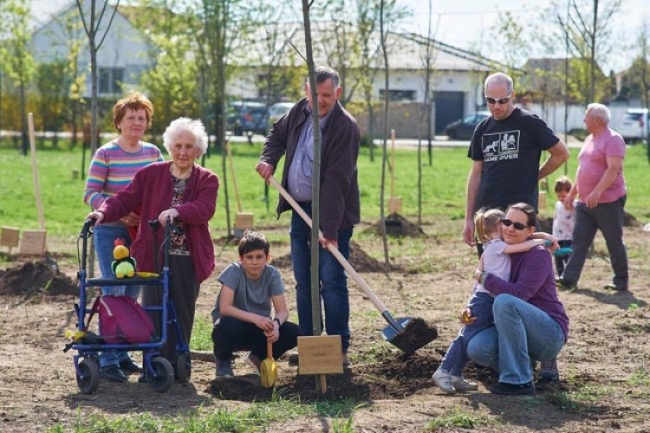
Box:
[1,142,649,240]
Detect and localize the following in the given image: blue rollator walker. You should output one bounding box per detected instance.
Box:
[70,218,190,394]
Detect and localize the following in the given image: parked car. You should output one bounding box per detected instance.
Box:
[443,111,490,140]
[266,102,295,131]
[617,108,649,144]
[227,101,268,136]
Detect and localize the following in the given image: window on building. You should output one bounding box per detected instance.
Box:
[99,67,124,95]
[378,89,416,102]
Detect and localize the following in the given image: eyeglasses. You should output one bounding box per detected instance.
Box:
[501,218,530,230]
[485,93,512,105]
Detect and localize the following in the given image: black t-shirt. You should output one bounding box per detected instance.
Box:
[467,107,559,212]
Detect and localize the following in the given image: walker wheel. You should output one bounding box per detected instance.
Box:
[147,356,174,393]
[175,353,191,383]
[77,357,100,394]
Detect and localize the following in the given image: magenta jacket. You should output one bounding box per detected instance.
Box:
[98,161,218,283]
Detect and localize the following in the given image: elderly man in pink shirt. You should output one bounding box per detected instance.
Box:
[557,103,629,292]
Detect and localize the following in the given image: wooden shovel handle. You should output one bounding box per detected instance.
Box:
[267,176,390,315]
[267,339,273,360]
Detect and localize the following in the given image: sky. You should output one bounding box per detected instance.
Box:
[396,0,649,73]
[31,0,649,72]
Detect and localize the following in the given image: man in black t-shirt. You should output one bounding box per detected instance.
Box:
[462,72,570,386]
[463,72,569,249]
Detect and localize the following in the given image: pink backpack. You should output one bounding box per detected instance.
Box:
[93,296,155,344]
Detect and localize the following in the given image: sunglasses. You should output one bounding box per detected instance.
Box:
[501,218,530,231]
[485,93,512,105]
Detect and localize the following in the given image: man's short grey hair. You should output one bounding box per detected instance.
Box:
[484,72,514,94]
[587,103,611,124]
[308,66,340,88]
[162,117,209,156]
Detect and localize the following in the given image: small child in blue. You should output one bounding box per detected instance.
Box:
[211,230,302,378]
[432,208,552,393]
[552,176,576,277]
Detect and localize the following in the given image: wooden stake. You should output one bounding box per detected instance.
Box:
[28,113,45,231]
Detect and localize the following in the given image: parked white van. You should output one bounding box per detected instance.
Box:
[617,108,649,144]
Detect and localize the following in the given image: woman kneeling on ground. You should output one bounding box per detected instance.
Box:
[467,202,570,396]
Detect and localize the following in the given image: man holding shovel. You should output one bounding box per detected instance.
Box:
[256,66,360,366]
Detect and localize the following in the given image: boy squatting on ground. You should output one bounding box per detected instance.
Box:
[552,176,576,278]
[211,231,302,378]
[432,208,557,393]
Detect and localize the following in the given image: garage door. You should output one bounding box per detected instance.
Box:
[434,91,464,134]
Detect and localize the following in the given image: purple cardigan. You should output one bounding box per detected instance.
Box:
[98,161,218,283]
[484,246,569,341]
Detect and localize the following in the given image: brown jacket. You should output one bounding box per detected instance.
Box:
[260,97,360,239]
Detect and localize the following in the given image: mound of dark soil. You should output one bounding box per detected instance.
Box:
[271,241,395,273]
[0,260,77,298]
[365,213,426,238]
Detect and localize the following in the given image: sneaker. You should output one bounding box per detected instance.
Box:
[342,353,350,367]
[556,278,577,291]
[245,353,261,376]
[100,365,127,383]
[432,368,456,394]
[489,380,535,396]
[216,358,234,378]
[604,283,628,291]
[539,358,559,382]
[452,375,478,392]
[119,358,143,375]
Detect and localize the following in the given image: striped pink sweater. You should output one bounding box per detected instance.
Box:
[83,140,164,210]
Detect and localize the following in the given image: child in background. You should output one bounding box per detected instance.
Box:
[552,176,576,278]
[211,230,301,378]
[432,208,553,393]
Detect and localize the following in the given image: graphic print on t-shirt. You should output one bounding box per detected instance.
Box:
[482,130,520,162]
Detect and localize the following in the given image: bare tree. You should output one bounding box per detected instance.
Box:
[76,0,120,155]
[378,0,390,269]
[556,0,621,102]
[0,0,35,155]
[300,0,325,393]
[416,0,438,224]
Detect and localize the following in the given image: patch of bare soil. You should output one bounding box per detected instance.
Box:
[2,221,650,432]
[272,240,398,273]
[366,213,427,238]
[0,259,77,298]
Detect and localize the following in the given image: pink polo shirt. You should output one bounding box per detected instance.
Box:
[576,128,627,203]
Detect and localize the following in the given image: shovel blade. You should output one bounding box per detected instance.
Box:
[382,316,438,354]
[260,358,277,388]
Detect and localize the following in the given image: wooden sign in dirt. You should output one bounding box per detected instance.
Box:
[297,335,344,375]
[1,227,20,253]
[234,212,254,237]
[19,230,47,255]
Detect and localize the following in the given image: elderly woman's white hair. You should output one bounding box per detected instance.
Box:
[162,117,209,156]
[587,103,611,124]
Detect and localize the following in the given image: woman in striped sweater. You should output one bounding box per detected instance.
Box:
[83,91,163,383]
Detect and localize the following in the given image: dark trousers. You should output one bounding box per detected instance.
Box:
[142,255,199,365]
[212,316,302,361]
[563,197,628,287]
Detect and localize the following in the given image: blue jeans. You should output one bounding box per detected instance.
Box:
[562,196,628,288]
[440,292,494,376]
[466,294,565,385]
[290,203,352,352]
[94,224,139,367]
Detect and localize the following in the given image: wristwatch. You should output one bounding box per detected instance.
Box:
[273,318,282,327]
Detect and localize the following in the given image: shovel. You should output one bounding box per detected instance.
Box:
[268,176,437,354]
[260,339,277,388]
